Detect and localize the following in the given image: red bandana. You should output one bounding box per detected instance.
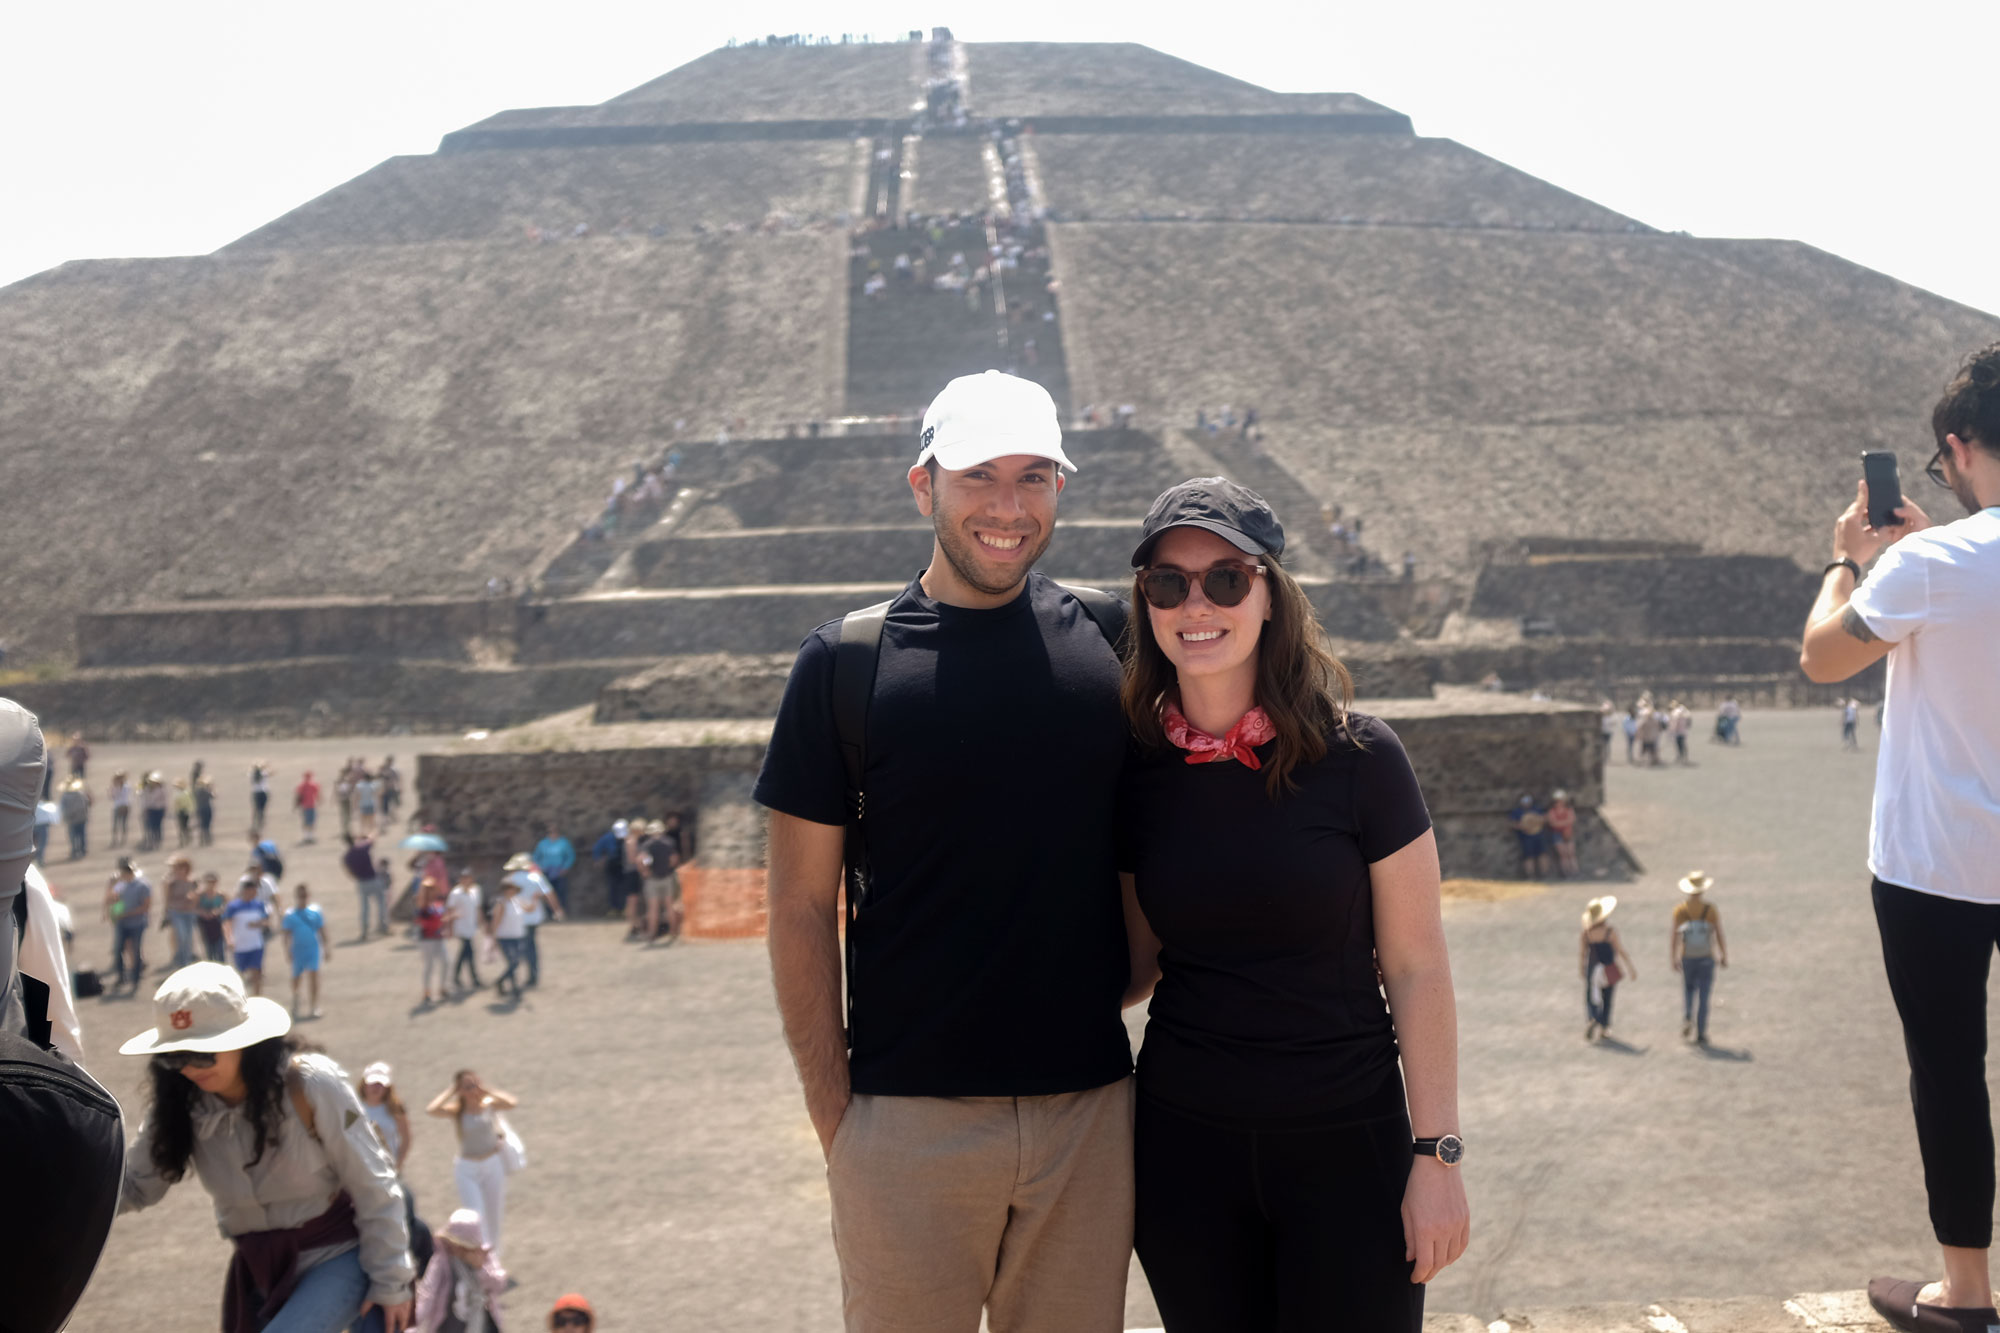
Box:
[1161,701,1277,769]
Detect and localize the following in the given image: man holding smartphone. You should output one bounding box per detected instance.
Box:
[1800,342,2000,1332]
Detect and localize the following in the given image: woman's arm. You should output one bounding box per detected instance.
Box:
[1611,928,1638,980]
[423,1089,460,1118]
[1714,920,1730,967]
[118,1117,175,1215]
[1669,917,1682,971]
[1579,931,1590,979]
[393,1109,412,1172]
[482,1088,518,1110]
[1120,872,1161,1008]
[1371,828,1470,1286]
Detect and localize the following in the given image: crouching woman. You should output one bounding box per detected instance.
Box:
[119,961,415,1333]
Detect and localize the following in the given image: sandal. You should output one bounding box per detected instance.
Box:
[1868,1277,2000,1332]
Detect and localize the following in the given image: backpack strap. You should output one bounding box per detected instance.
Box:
[1055,582,1128,656]
[831,600,892,1048]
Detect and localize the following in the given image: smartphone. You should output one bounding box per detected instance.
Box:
[1861,451,1904,528]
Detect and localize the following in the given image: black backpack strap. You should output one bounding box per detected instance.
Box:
[1056,581,1129,656]
[831,599,892,1048]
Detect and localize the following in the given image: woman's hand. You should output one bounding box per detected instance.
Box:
[1402,1157,1470,1284]
[359,1298,413,1333]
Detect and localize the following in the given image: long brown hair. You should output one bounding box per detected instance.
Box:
[1120,550,1356,797]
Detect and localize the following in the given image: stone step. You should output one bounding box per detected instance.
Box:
[1128,1290,1888,1332]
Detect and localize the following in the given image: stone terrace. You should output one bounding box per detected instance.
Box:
[486,40,923,124]
[1033,133,1643,228]
[1052,222,2000,583]
[0,233,846,661]
[967,42,1406,120]
[226,141,867,250]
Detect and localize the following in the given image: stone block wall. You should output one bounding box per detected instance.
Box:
[1468,555,1816,640]
[593,654,799,722]
[77,597,510,667]
[515,588,897,662]
[635,520,1145,588]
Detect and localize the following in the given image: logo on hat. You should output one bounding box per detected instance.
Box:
[921,426,936,448]
[169,1009,194,1031]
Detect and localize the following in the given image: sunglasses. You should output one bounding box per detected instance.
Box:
[1925,445,1952,491]
[1138,561,1266,610]
[551,1315,591,1330]
[157,1050,218,1071]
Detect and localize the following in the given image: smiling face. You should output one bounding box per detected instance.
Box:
[909,454,1063,605]
[1144,526,1272,694]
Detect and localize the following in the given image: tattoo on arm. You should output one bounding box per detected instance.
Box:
[1840,606,1878,644]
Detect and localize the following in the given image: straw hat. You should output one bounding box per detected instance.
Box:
[119,962,291,1057]
[1678,871,1715,896]
[439,1208,489,1251]
[645,819,666,836]
[503,852,536,873]
[1581,895,1618,928]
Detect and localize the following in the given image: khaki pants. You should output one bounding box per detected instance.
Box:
[827,1077,1134,1332]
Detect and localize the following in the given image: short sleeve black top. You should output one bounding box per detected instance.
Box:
[1121,713,1432,1123]
[754,572,1133,1098]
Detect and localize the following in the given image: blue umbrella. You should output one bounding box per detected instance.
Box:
[399,833,449,853]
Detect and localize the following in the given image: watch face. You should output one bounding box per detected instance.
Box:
[1437,1134,1465,1165]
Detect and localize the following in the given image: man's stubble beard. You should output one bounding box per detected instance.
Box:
[932,509,1056,597]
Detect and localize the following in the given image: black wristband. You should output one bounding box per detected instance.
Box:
[1823,558,1862,582]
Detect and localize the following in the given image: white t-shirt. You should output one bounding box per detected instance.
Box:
[506,870,551,927]
[492,895,527,941]
[1849,507,2000,903]
[445,885,483,940]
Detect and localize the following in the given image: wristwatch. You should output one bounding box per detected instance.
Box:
[1413,1134,1465,1166]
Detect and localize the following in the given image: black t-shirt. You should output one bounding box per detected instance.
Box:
[754,572,1133,1097]
[643,834,679,877]
[1120,713,1432,1123]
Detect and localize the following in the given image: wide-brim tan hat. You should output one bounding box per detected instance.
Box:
[502,852,535,873]
[119,962,291,1056]
[645,819,666,836]
[1679,871,1715,895]
[1581,895,1618,927]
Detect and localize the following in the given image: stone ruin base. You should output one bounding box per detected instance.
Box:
[413,692,1636,934]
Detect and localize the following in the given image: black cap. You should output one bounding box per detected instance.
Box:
[1131,476,1286,567]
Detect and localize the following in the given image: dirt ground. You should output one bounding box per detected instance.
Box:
[43,709,1996,1329]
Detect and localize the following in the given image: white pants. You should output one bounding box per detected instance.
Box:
[453,1153,507,1259]
[420,938,448,994]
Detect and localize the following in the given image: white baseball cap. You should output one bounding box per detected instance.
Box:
[917,370,1076,473]
[119,962,291,1056]
[363,1061,393,1085]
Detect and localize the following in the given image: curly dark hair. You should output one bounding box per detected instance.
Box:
[146,1034,321,1183]
[1120,548,1357,797]
[1933,341,2000,454]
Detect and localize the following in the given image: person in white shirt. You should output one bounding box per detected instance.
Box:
[489,880,529,999]
[1800,342,2000,1331]
[502,854,563,988]
[445,871,484,992]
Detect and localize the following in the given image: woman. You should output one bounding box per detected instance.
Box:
[174,777,196,847]
[361,1060,434,1279]
[416,879,451,1006]
[161,852,201,969]
[1580,895,1639,1041]
[197,870,231,963]
[426,1070,517,1261]
[413,1209,508,1333]
[195,774,217,845]
[141,772,170,852]
[489,879,528,998]
[1546,789,1579,879]
[1119,479,1469,1330]
[108,770,133,848]
[251,761,271,834]
[118,962,414,1332]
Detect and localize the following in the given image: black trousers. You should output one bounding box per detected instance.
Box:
[1135,1074,1423,1332]
[1874,877,2000,1248]
[452,937,481,988]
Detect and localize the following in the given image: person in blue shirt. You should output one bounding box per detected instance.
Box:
[533,825,577,915]
[247,828,285,882]
[590,819,632,918]
[279,882,333,1019]
[223,875,273,995]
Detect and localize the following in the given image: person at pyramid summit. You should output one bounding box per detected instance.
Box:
[759,369,1137,1329]
[1116,477,1468,1330]
[118,961,414,1332]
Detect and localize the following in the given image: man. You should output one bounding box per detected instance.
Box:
[639,817,682,946]
[248,828,284,883]
[1799,342,2000,1331]
[279,882,332,1019]
[758,370,1135,1330]
[103,857,152,994]
[1508,794,1549,880]
[589,819,631,920]
[533,823,576,915]
[343,832,391,940]
[222,875,272,996]
[294,770,321,844]
[503,853,563,986]
[58,777,89,860]
[446,869,485,991]
[1668,871,1729,1044]
[1668,699,1693,764]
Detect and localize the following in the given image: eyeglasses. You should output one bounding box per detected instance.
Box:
[1925,446,1952,491]
[1138,561,1266,610]
[551,1315,592,1330]
[157,1050,218,1071]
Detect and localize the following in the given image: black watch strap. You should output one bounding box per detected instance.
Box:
[1824,558,1862,582]
[1413,1134,1465,1165]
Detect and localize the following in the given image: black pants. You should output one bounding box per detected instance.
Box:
[453,937,481,988]
[1874,877,2000,1248]
[1135,1074,1423,1332]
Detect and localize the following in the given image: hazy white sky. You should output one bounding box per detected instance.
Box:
[7,1,1997,318]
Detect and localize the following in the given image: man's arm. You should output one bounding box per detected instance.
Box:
[1801,480,1929,682]
[765,809,851,1158]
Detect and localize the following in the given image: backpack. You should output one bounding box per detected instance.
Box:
[1679,905,1715,959]
[830,582,1125,1042]
[258,845,284,880]
[1,894,126,1333]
